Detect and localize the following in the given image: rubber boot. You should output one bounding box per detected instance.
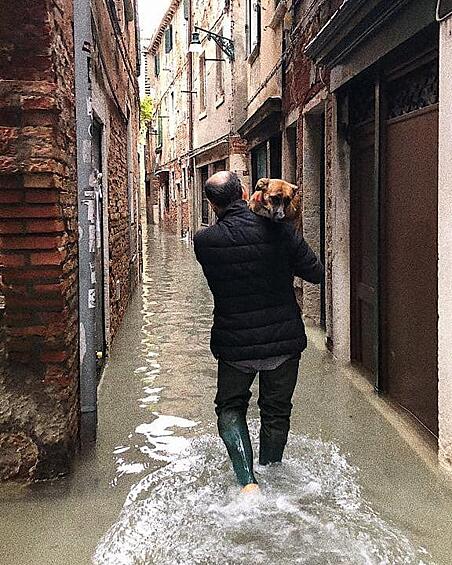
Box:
[217,410,258,487]
[259,421,288,466]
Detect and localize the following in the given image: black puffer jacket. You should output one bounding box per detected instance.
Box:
[194,200,324,361]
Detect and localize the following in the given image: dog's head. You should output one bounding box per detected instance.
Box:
[253,178,299,222]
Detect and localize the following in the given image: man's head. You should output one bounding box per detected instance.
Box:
[205,171,244,214]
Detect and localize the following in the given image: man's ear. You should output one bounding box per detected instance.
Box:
[255,178,270,192]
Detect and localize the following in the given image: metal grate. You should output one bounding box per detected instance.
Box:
[387,62,439,119]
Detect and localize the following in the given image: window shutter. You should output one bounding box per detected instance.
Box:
[154,54,160,77]
[165,25,173,53]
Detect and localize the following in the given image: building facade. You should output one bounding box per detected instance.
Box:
[145,0,248,235]
[146,0,191,236]
[302,0,450,471]
[145,0,452,473]
[0,0,141,481]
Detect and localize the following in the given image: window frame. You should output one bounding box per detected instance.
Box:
[247,0,262,59]
[165,24,173,54]
[154,53,160,77]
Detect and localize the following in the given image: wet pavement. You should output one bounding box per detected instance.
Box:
[1,227,452,565]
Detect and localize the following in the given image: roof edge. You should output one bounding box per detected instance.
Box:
[148,0,182,56]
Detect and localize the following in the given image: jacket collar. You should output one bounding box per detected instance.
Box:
[217,199,249,220]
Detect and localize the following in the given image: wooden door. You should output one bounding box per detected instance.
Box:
[350,84,378,380]
[382,61,439,435]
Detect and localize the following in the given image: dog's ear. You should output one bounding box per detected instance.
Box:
[289,182,299,196]
[255,178,270,192]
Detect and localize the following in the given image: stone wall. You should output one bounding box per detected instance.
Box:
[282,0,338,336]
[0,0,140,482]
[0,0,79,480]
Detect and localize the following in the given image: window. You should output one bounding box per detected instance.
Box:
[183,0,189,20]
[154,53,160,77]
[165,25,173,53]
[251,142,268,191]
[216,30,225,100]
[199,53,207,113]
[247,0,261,56]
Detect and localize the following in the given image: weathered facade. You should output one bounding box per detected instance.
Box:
[145,0,452,473]
[146,0,190,236]
[145,0,248,234]
[303,0,450,471]
[0,0,140,481]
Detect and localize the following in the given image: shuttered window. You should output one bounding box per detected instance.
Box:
[154,54,160,77]
[165,25,173,53]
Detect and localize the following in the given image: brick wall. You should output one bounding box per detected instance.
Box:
[91,0,141,340]
[107,110,133,337]
[0,0,79,480]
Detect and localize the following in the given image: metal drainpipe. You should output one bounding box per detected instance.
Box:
[74,0,98,443]
[188,0,195,235]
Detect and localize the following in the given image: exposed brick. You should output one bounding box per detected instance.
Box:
[40,351,68,363]
[0,221,24,234]
[25,219,65,233]
[0,204,61,219]
[2,268,62,284]
[1,253,26,267]
[25,190,59,204]
[1,234,67,250]
[30,248,67,266]
[22,173,58,189]
[34,282,64,294]
[0,191,24,204]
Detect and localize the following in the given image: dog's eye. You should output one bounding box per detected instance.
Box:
[270,195,281,204]
[283,197,291,206]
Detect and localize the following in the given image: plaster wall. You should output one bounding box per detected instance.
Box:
[192,1,233,150]
[438,16,452,471]
[246,0,283,119]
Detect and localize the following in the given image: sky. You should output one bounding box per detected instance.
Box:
[138,0,172,42]
[137,0,171,95]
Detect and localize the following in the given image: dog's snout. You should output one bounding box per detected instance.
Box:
[274,205,285,221]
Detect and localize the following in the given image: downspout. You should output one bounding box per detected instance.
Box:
[188,0,195,235]
[74,0,97,442]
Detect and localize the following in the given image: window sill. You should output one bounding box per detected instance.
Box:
[215,95,225,108]
[247,44,260,66]
[199,111,208,121]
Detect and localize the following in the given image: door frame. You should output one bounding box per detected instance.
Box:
[347,30,439,412]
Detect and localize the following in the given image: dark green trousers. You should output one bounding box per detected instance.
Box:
[214,358,300,486]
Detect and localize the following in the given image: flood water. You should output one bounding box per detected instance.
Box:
[1,227,452,564]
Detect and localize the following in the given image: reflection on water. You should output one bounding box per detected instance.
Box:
[92,229,434,565]
[94,424,433,565]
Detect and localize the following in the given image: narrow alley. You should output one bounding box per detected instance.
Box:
[1,228,451,565]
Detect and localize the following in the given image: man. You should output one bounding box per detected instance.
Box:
[194,171,324,493]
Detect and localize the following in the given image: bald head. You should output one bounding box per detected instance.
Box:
[205,171,243,209]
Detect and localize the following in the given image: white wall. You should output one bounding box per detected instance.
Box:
[438,16,452,471]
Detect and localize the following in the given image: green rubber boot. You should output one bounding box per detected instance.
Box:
[217,410,258,487]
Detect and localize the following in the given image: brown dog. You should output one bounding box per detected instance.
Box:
[249,178,300,222]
